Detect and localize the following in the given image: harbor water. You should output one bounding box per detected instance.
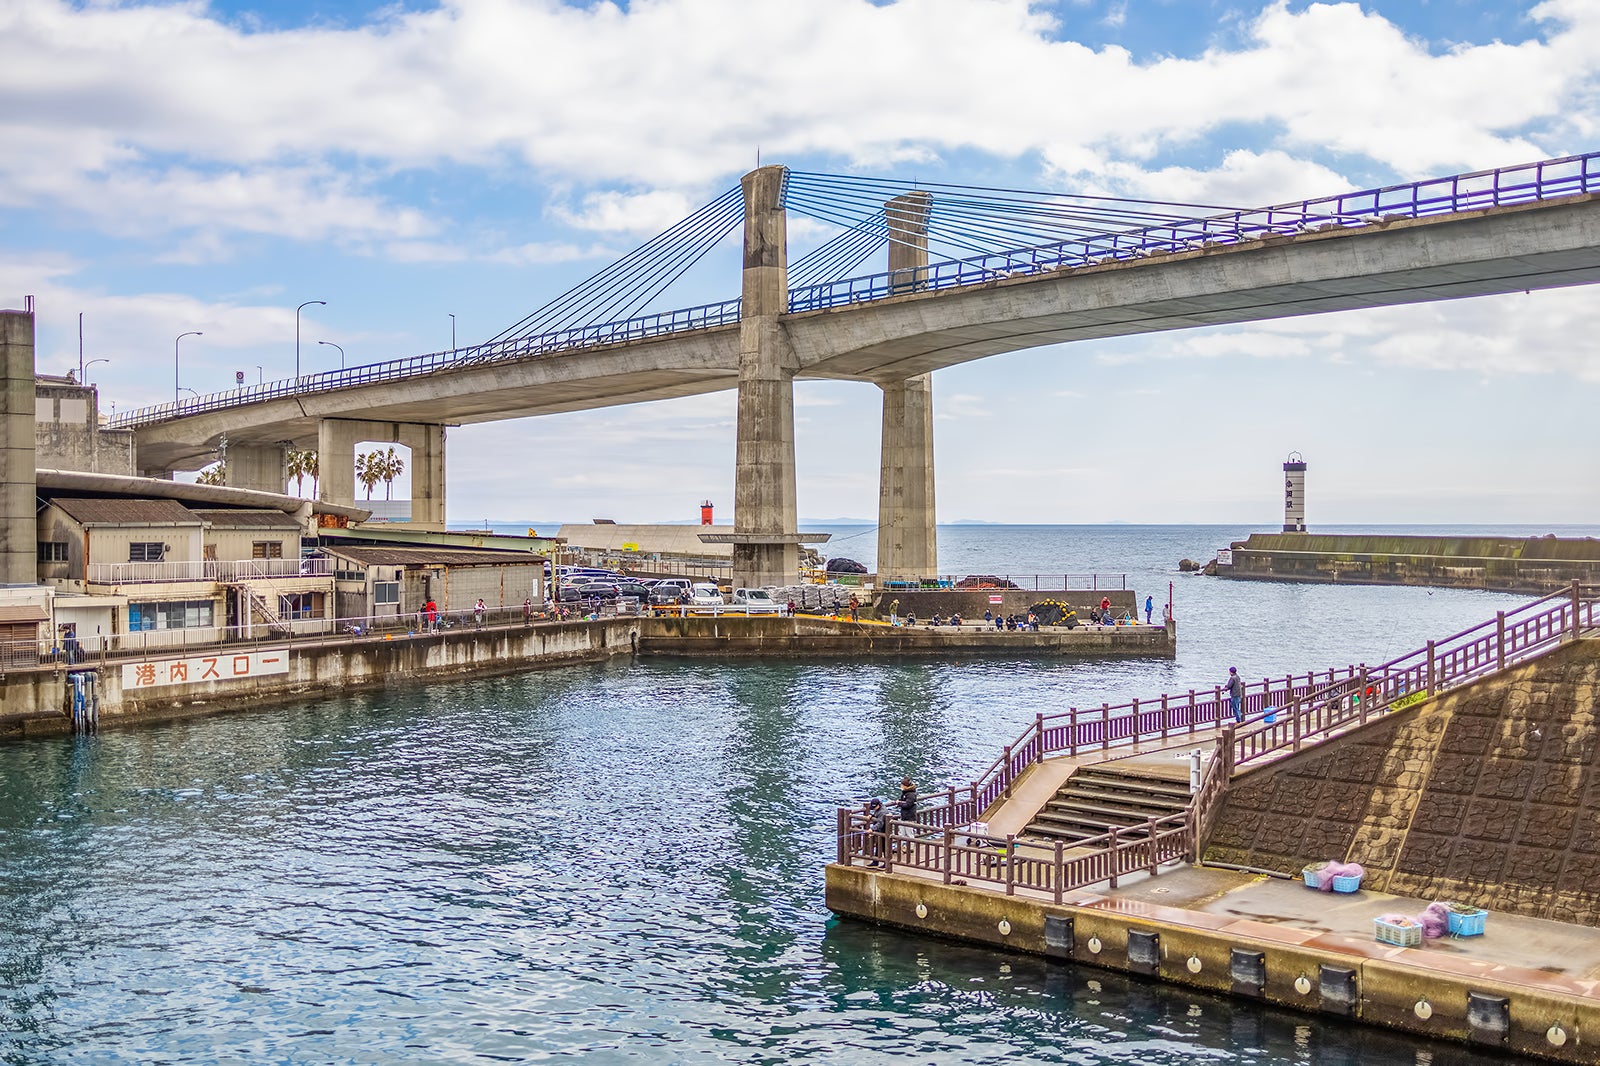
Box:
[2,525,1589,1064]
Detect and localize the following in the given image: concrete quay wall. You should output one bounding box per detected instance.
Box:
[1205,636,1600,925]
[826,866,1598,1062]
[637,614,1173,658]
[1219,533,1600,593]
[0,620,640,739]
[873,588,1137,620]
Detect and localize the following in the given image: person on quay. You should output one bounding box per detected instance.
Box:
[1100,596,1111,623]
[848,594,860,623]
[424,599,438,632]
[474,599,487,630]
[897,777,919,841]
[1225,666,1245,722]
[1145,595,1154,624]
[888,598,900,626]
[866,798,889,867]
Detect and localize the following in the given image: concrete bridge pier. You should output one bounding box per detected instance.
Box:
[318,417,446,529]
[224,442,288,494]
[730,165,801,588]
[1,310,35,584]
[876,192,938,583]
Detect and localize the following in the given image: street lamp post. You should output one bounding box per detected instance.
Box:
[83,358,109,386]
[175,331,202,403]
[318,340,345,369]
[255,365,263,384]
[295,300,326,378]
[449,313,456,351]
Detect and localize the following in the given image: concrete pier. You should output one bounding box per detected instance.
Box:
[0,310,35,585]
[730,165,801,587]
[224,441,288,494]
[317,417,446,529]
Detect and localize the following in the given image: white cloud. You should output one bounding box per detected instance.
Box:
[3,0,1597,250]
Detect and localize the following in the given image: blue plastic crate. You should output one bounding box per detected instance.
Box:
[1447,908,1487,936]
[1301,867,1323,889]
[1330,874,1363,893]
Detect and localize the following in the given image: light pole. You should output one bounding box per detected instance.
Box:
[295,300,325,378]
[255,365,263,384]
[318,340,345,369]
[449,313,456,351]
[175,331,202,403]
[83,358,109,385]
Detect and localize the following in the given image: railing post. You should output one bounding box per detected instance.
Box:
[1003,746,1013,798]
[1426,640,1436,696]
[1108,825,1119,889]
[1146,816,1158,875]
[836,808,848,865]
[970,782,978,819]
[1188,690,1197,734]
[1572,580,1583,642]
[943,825,954,885]
[1357,664,1369,724]
[1005,835,1016,896]
[1035,712,1045,762]
[946,785,955,822]
[1292,697,1302,752]
[883,822,894,874]
[1068,707,1078,755]
[1160,693,1169,742]
[1101,704,1110,752]
[1054,839,1064,904]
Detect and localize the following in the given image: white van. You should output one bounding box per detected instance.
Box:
[688,584,725,608]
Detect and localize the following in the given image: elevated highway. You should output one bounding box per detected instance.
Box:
[107,153,1600,585]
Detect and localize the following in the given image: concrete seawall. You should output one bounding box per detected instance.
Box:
[0,614,1173,739]
[638,615,1173,658]
[0,620,641,739]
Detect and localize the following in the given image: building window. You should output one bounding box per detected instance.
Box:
[128,599,214,632]
[278,592,320,619]
[374,581,400,605]
[129,542,165,562]
[37,541,68,562]
[252,541,284,559]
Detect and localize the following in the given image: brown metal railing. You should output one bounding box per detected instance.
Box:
[841,582,1599,892]
[837,809,1193,902]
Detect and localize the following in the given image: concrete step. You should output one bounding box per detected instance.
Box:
[1023,763,1193,843]
[1050,784,1189,814]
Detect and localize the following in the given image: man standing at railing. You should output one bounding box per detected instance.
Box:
[1225,666,1244,722]
[474,599,487,630]
[897,777,918,843]
[866,798,888,867]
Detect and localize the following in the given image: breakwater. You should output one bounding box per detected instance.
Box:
[1218,532,1600,592]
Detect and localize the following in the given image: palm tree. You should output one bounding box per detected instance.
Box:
[287,450,313,497]
[354,450,384,501]
[307,451,319,499]
[380,446,405,501]
[196,462,226,485]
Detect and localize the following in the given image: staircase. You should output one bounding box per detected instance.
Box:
[1024,763,1193,844]
[230,583,293,637]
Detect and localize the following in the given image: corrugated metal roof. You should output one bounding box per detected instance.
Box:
[0,605,49,623]
[51,498,201,526]
[191,509,301,529]
[324,545,545,567]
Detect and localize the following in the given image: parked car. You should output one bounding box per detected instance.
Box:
[732,588,784,614]
[650,578,693,606]
[611,581,653,602]
[688,584,725,608]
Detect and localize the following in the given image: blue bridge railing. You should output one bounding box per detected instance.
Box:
[112,151,1600,430]
[109,298,744,430]
[787,150,1600,312]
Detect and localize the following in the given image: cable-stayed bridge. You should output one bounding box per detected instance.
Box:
[113,152,1600,584]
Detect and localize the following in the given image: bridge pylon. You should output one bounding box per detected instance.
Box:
[728,165,804,588]
[0,309,35,584]
[877,192,938,584]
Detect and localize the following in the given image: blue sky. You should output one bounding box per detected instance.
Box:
[4,0,1599,527]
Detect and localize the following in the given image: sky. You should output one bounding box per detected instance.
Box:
[4,0,1600,528]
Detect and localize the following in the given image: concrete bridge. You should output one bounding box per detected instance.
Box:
[109,152,1600,586]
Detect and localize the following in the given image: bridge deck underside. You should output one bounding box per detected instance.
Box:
[136,197,1600,471]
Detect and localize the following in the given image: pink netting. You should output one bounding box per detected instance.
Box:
[1418,901,1451,939]
[1316,861,1366,891]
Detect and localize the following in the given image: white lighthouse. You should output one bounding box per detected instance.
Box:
[1283,452,1307,533]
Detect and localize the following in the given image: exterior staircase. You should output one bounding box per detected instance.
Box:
[230,583,294,637]
[1023,763,1192,843]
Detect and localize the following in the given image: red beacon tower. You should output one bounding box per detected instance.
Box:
[700,500,714,526]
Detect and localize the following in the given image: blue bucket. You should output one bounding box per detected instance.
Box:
[1263,706,1278,725]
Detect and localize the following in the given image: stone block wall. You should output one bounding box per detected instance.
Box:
[1205,637,1600,925]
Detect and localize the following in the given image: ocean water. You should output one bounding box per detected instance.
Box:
[0,525,1572,1064]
